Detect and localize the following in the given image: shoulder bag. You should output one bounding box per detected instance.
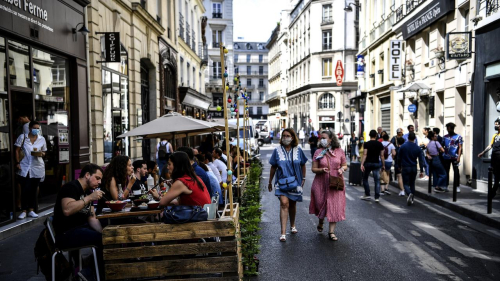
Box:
[277,146,300,191]
[19,134,27,163]
[163,205,208,224]
[326,152,345,191]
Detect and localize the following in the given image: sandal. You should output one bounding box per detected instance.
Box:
[291,226,298,234]
[317,222,324,233]
[279,235,286,242]
[328,232,338,241]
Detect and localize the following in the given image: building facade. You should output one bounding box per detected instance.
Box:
[234,42,269,120]
[203,0,234,120]
[265,12,290,132]
[286,0,358,139]
[0,0,90,226]
[357,0,475,187]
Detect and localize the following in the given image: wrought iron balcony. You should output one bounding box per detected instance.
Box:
[199,43,208,65]
[395,5,404,23]
[192,31,196,51]
[213,12,222,18]
[179,13,184,40]
[406,0,417,14]
[487,0,499,17]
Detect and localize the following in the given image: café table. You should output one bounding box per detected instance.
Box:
[97,203,162,225]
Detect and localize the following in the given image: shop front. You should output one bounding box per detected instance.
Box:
[472,18,500,190]
[318,116,335,131]
[0,0,90,226]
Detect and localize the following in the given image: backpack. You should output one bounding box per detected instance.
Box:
[158,141,169,160]
[34,228,72,281]
[383,143,391,160]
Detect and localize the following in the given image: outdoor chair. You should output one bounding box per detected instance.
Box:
[45,216,101,281]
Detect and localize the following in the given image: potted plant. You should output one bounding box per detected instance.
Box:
[432,46,445,58]
[405,59,414,71]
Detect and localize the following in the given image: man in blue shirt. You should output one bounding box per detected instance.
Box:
[403,124,419,145]
[442,123,463,193]
[177,146,213,197]
[399,132,425,206]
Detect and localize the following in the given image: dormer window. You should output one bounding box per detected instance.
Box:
[257,43,264,50]
[246,43,252,50]
[234,43,240,49]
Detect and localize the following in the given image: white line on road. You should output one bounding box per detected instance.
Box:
[377,199,409,214]
[403,242,461,280]
[345,193,354,201]
[413,221,500,262]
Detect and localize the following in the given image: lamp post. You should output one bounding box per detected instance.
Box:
[344,2,362,12]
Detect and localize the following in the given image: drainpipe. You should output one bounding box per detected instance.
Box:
[84,5,92,164]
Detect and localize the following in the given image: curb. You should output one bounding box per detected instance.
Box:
[0,210,53,241]
[388,181,500,230]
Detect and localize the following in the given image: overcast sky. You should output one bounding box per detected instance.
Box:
[233,0,290,43]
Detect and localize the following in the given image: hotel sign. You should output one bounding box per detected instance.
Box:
[446,32,471,60]
[402,0,455,40]
[389,40,403,81]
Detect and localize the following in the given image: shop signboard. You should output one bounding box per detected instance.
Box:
[402,0,455,40]
[97,32,121,63]
[389,40,403,81]
[446,32,472,60]
[356,55,365,77]
[335,60,344,86]
[58,127,69,164]
[319,116,335,122]
[408,104,417,113]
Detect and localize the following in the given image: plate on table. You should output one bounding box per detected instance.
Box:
[101,208,112,213]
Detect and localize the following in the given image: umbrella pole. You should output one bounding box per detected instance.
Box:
[221,44,233,217]
[243,92,246,178]
[236,96,241,199]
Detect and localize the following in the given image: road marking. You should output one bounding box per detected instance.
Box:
[345,193,354,201]
[403,242,461,280]
[410,230,421,237]
[424,242,442,250]
[413,221,500,262]
[377,199,409,214]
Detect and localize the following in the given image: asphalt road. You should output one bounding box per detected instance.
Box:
[257,144,500,281]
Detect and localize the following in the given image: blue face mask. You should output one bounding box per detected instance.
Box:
[31,129,40,135]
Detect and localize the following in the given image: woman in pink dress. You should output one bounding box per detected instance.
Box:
[309,130,348,241]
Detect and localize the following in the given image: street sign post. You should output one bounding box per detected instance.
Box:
[336,60,344,86]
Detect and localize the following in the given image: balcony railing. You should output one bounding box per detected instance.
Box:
[212,74,222,79]
[179,13,184,40]
[257,84,266,89]
[322,43,332,51]
[322,16,333,25]
[191,31,196,50]
[213,12,222,18]
[185,23,190,44]
[213,42,220,48]
[406,0,417,14]
[199,43,208,63]
[242,59,268,63]
[396,5,404,23]
[487,0,499,17]
[396,0,427,24]
[240,71,268,76]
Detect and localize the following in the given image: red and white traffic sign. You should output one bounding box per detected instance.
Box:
[335,60,344,86]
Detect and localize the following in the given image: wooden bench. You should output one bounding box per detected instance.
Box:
[102,204,242,280]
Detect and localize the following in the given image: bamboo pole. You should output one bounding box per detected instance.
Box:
[220,44,233,217]
[242,90,246,178]
[236,89,241,198]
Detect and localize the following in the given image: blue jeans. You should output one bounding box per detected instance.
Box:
[430,156,447,189]
[402,166,418,195]
[157,158,167,174]
[422,151,429,176]
[311,147,318,159]
[363,162,381,199]
[56,224,103,277]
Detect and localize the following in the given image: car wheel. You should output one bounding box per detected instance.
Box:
[258,140,263,146]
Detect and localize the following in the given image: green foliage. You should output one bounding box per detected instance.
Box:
[240,161,263,276]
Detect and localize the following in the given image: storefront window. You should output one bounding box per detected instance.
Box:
[0,37,13,225]
[485,78,500,156]
[102,44,129,163]
[32,48,70,207]
[8,41,31,88]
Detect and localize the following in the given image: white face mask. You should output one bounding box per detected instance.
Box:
[282,138,292,145]
[320,139,329,147]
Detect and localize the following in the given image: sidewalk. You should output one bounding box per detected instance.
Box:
[345,159,500,230]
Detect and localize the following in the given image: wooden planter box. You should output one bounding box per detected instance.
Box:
[102,204,242,280]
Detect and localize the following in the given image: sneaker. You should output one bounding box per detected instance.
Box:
[384,190,391,195]
[420,176,429,180]
[361,195,371,201]
[17,212,26,219]
[398,191,405,196]
[380,192,385,196]
[375,198,380,203]
[28,211,39,218]
[434,187,445,193]
[407,194,414,206]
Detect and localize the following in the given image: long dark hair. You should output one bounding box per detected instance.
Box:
[102,155,130,192]
[169,151,205,191]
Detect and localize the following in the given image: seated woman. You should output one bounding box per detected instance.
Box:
[152,151,211,207]
[97,155,135,212]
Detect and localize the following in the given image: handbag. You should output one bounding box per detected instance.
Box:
[326,153,345,191]
[19,135,26,162]
[277,146,300,191]
[163,205,208,224]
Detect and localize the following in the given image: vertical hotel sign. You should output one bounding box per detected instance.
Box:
[97,32,121,63]
[389,40,402,81]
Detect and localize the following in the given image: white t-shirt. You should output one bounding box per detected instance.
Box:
[15,134,47,178]
[156,141,171,159]
[213,159,228,182]
[381,141,396,162]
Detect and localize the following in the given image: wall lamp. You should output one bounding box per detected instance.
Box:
[344,2,361,12]
[72,22,90,41]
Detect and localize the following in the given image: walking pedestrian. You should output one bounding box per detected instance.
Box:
[14,120,46,219]
[309,130,347,241]
[478,117,500,198]
[308,132,319,159]
[426,131,447,192]
[399,132,425,206]
[377,127,383,140]
[268,128,308,242]
[442,123,463,192]
[391,128,404,146]
[419,127,431,180]
[433,127,443,144]
[403,125,420,145]
[380,134,396,195]
[360,130,385,202]
[350,132,359,162]
[299,128,306,147]
[394,137,406,196]
[156,138,173,173]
